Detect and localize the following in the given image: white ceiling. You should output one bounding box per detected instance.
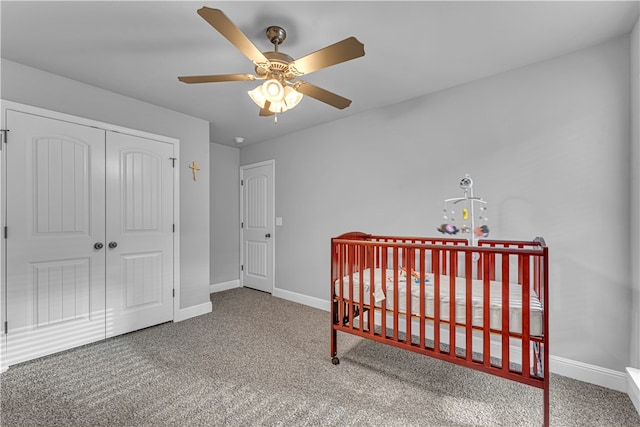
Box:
[1,1,638,146]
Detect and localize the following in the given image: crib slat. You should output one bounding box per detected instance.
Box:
[368,245,375,337]
[533,251,541,298]
[393,247,399,342]
[434,249,441,353]
[381,248,387,338]
[338,243,345,328]
[483,252,491,367]
[358,244,365,332]
[518,243,524,284]
[348,244,355,328]
[522,254,531,377]
[489,253,496,281]
[420,248,426,349]
[406,248,413,342]
[532,252,542,377]
[449,249,456,356]
[465,252,472,361]
[501,253,510,372]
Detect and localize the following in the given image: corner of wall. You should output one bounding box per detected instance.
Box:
[630,14,640,372]
[210,279,240,294]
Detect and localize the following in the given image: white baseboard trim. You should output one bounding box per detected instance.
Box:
[174,301,212,322]
[550,355,628,393]
[627,367,640,416]
[210,279,241,294]
[273,287,330,312]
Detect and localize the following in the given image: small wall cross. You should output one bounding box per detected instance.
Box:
[189,161,201,181]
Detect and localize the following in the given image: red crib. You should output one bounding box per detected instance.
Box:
[330,232,549,426]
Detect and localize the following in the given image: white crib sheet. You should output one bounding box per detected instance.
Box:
[334,268,543,336]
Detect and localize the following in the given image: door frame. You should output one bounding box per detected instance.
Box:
[0,100,180,371]
[239,160,275,292]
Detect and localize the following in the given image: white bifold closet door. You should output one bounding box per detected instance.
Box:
[105,131,174,338]
[4,110,174,366]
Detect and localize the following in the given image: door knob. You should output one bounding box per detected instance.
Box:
[108,241,118,249]
[94,242,104,250]
[265,233,271,238]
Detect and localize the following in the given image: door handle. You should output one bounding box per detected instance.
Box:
[108,241,118,249]
[94,242,104,250]
[265,233,271,238]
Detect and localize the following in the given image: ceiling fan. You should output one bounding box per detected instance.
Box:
[178,7,365,121]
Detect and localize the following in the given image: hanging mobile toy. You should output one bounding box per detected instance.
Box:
[474,224,490,237]
[437,223,459,235]
[439,174,489,246]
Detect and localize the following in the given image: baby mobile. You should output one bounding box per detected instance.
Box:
[437,173,489,246]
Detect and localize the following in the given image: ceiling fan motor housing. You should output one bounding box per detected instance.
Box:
[255,51,297,81]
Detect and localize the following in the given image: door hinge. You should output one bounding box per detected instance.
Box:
[173,224,175,233]
[241,222,244,229]
[173,289,175,298]
[241,179,244,186]
[0,129,9,144]
[241,265,244,271]
[170,157,177,168]
[3,226,7,239]
[4,321,7,334]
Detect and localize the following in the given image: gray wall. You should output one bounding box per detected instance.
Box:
[210,142,240,284]
[1,59,211,310]
[631,16,640,370]
[241,36,633,372]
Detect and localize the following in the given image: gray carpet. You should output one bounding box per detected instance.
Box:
[1,287,639,426]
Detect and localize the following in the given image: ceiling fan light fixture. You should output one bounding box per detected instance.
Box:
[247,86,267,108]
[249,80,302,114]
[262,79,284,103]
[268,100,288,114]
[283,86,303,109]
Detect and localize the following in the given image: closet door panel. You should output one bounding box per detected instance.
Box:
[4,110,106,366]
[105,131,174,337]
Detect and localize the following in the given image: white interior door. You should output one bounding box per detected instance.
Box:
[241,162,274,293]
[105,131,174,337]
[4,111,107,365]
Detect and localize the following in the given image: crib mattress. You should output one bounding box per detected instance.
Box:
[334,268,543,336]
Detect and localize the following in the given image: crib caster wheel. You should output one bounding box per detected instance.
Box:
[331,357,340,365]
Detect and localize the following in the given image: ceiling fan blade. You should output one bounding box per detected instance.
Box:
[289,37,365,76]
[178,74,256,84]
[197,7,269,65]
[259,101,275,116]
[294,81,352,109]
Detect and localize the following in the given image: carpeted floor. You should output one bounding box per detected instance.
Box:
[1,287,639,426]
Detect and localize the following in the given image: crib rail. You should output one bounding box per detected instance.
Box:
[330,232,549,426]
